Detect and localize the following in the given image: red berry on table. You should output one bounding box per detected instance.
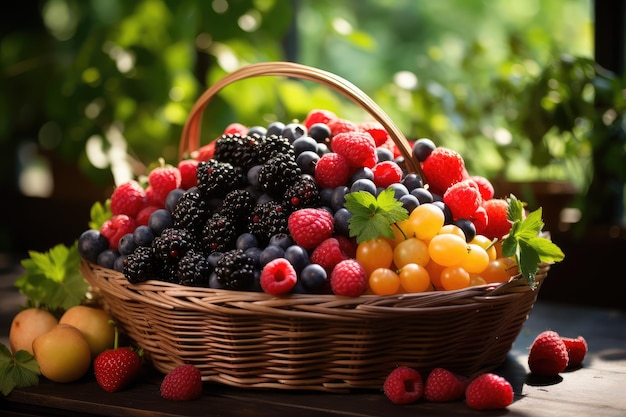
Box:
[110,180,147,218]
[528,330,569,377]
[160,364,203,401]
[260,258,298,295]
[383,366,424,404]
[330,259,367,297]
[94,324,142,393]
[100,214,136,251]
[421,146,466,195]
[424,367,468,402]
[310,237,349,272]
[287,208,334,250]
[482,198,512,240]
[443,180,482,220]
[561,335,588,368]
[148,165,182,207]
[465,373,513,410]
[331,131,378,168]
[314,152,351,189]
[372,161,403,188]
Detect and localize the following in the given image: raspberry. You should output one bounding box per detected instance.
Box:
[423,367,468,402]
[331,131,378,168]
[421,146,466,195]
[469,205,488,235]
[471,175,495,200]
[528,330,569,377]
[160,364,203,401]
[110,180,147,218]
[260,258,298,295]
[383,366,424,404]
[465,373,513,410]
[222,122,248,135]
[561,335,587,368]
[372,161,403,188]
[288,208,334,249]
[100,214,136,251]
[135,205,160,227]
[310,237,349,272]
[358,121,389,147]
[330,259,367,297]
[148,166,182,207]
[328,118,358,137]
[302,109,337,129]
[194,142,216,162]
[314,153,351,189]
[334,234,356,258]
[380,136,402,159]
[482,198,512,240]
[178,159,199,190]
[443,180,482,219]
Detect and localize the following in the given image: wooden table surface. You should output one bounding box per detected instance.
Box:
[1,255,625,417]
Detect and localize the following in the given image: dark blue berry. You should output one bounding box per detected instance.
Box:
[165,188,185,212]
[350,178,377,195]
[284,245,309,273]
[308,123,331,143]
[412,138,436,162]
[248,125,267,137]
[133,225,155,247]
[292,136,318,155]
[281,123,307,143]
[97,249,119,269]
[300,264,328,292]
[296,151,320,176]
[376,147,394,162]
[400,194,420,213]
[330,186,349,212]
[402,173,424,192]
[78,229,109,263]
[348,167,374,185]
[411,187,434,204]
[148,209,173,236]
[259,245,284,267]
[118,233,137,256]
[207,251,224,268]
[320,187,334,208]
[388,183,409,200]
[315,143,329,156]
[333,208,352,237]
[236,233,259,251]
[454,218,477,242]
[246,165,262,189]
[208,272,224,289]
[266,121,285,136]
[433,201,453,224]
[245,246,262,268]
[268,233,294,250]
[113,255,127,273]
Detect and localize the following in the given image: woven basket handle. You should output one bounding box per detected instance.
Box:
[179,61,422,175]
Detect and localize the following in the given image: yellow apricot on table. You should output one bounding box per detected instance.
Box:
[32,324,92,383]
[9,308,59,355]
[59,305,115,359]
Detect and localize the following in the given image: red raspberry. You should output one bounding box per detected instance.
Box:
[310,237,349,272]
[380,136,402,158]
[469,206,488,235]
[423,367,468,402]
[302,109,337,129]
[135,205,160,227]
[482,198,512,240]
[314,153,351,189]
[465,373,513,410]
[471,175,495,200]
[194,142,216,162]
[288,208,334,250]
[327,118,358,137]
[358,121,389,147]
[421,147,466,195]
[178,159,199,190]
[110,180,147,218]
[528,330,569,377]
[331,131,378,168]
[148,166,182,207]
[334,234,357,258]
[100,214,136,251]
[160,364,203,401]
[443,180,482,219]
[383,366,424,404]
[222,122,248,135]
[372,161,403,188]
[330,259,367,297]
[260,258,298,295]
[561,335,587,368]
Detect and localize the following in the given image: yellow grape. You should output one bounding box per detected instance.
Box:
[369,268,400,295]
[391,219,413,246]
[356,238,393,276]
[470,235,497,261]
[460,243,489,273]
[425,260,446,290]
[408,204,445,241]
[469,274,488,287]
[440,266,470,290]
[398,263,431,293]
[428,233,468,266]
[479,259,511,283]
[438,224,466,240]
[393,237,430,268]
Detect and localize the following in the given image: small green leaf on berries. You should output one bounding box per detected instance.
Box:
[0,344,40,396]
[344,188,408,243]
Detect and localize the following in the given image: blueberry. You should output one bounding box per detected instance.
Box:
[350,178,377,195]
[348,167,374,185]
[148,209,173,236]
[330,186,349,212]
[388,183,409,200]
[259,245,284,267]
[113,255,127,273]
[208,272,224,289]
[399,194,420,213]
[433,201,453,224]
[266,121,285,136]
[300,264,328,292]
[308,123,331,143]
[281,123,307,143]
[412,138,436,162]
[246,165,262,188]
[315,143,329,156]
[133,225,155,247]
[245,246,262,268]
[117,233,137,256]
[247,125,267,137]
[376,147,394,162]
[333,208,352,237]
[78,229,109,263]
[402,173,424,192]
[165,188,185,212]
[320,187,334,208]
[236,233,259,251]
[207,251,224,268]
[269,233,294,250]
[296,151,320,176]
[411,187,434,204]
[284,245,310,273]
[97,249,119,269]
[292,136,318,156]
[454,218,477,242]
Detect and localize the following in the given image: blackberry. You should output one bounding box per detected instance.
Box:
[258,153,301,197]
[282,175,320,211]
[123,246,155,284]
[171,191,210,234]
[257,134,294,163]
[177,250,211,287]
[213,133,261,171]
[196,160,244,198]
[152,227,198,269]
[214,249,256,290]
[202,213,239,253]
[218,189,254,223]
[248,201,289,244]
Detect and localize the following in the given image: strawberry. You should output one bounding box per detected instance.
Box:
[314,152,351,189]
[562,335,587,368]
[287,208,334,250]
[471,175,495,200]
[94,323,142,393]
[110,180,147,218]
[260,258,298,295]
[424,367,468,402]
[443,179,482,220]
[482,198,512,240]
[148,165,181,207]
[383,366,424,404]
[528,330,569,376]
[421,146,466,196]
[465,373,513,410]
[330,259,367,297]
[160,364,203,401]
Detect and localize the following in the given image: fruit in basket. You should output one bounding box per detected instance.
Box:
[94,323,143,392]
[465,373,513,410]
[383,365,424,404]
[160,364,203,401]
[32,323,92,383]
[59,305,115,359]
[9,308,59,355]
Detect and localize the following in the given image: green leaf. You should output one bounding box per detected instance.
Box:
[345,188,408,244]
[0,344,40,396]
[89,200,112,231]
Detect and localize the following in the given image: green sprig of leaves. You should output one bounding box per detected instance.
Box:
[344,188,409,243]
[501,194,565,288]
[0,344,40,396]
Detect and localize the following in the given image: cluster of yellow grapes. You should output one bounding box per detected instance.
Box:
[356,203,519,295]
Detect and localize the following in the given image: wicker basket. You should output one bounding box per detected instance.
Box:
[81,62,550,393]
